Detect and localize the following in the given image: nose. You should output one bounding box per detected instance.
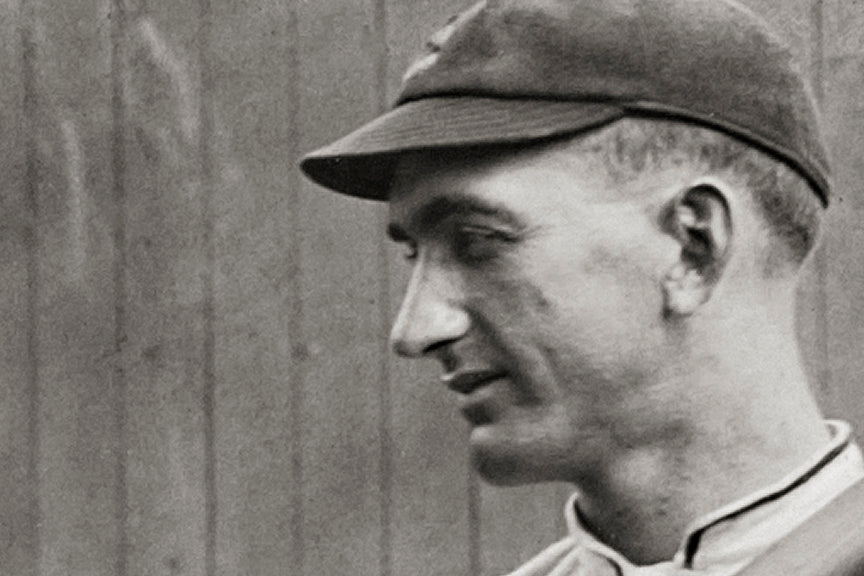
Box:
[390,259,470,358]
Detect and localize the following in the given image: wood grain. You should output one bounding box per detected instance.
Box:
[30,1,121,574]
[0,0,34,574]
[822,0,864,437]
[0,2,861,575]
[296,2,388,575]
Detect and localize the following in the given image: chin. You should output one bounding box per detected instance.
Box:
[472,450,524,485]
[469,431,556,486]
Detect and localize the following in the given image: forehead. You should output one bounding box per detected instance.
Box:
[388,142,616,227]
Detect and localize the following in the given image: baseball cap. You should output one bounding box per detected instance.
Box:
[299,0,831,205]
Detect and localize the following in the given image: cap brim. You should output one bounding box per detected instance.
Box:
[299,97,625,200]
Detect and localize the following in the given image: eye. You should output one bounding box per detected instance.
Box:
[453,225,515,263]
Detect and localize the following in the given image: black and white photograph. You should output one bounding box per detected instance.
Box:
[1,1,863,575]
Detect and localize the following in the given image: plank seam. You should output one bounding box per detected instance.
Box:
[809,0,832,410]
[288,3,306,575]
[373,1,393,576]
[197,0,218,574]
[470,471,482,576]
[21,0,41,573]
[109,1,130,575]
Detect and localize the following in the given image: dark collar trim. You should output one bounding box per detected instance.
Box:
[683,438,850,567]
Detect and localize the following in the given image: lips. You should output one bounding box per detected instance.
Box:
[440,370,504,395]
[440,370,508,426]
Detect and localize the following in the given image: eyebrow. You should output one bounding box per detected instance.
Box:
[386,194,526,242]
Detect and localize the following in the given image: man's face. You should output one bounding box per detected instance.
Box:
[387,141,683,485]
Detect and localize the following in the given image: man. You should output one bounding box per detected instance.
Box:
[301,0,864,574]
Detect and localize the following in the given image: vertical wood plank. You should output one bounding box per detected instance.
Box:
[120,2,210,574]
[746,0,835,411]
[737,0,833,411]
[199,1,218,573]
[805,0,833,414]
[207,1,301,575]
[109,2,129,575]
[297,2,388,576]
[0,1,36,574]
[821,0,864,436]
[478,485,565,576]
[384,1,477,576]
[373,3,394,576]
[29,0,122,574]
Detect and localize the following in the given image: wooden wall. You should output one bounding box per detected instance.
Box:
[0,1,861,575]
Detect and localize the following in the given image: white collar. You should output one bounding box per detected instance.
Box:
[562,421,864,575]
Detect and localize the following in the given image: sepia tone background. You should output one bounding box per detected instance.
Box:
[0,0,862,575]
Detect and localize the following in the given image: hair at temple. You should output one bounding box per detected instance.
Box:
[589,118,823,276]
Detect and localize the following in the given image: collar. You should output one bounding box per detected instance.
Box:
[563,420,864,575]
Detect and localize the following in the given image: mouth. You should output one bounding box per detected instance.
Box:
[440,370,505,395]
[440,370,507,425]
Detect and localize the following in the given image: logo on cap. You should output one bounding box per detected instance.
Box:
[402,15,459,83]
[402,2,485,83]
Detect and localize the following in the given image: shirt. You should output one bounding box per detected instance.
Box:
[506,421,864,576]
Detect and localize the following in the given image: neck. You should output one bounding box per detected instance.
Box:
[573,294,830,565]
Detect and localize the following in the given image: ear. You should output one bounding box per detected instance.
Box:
[661,183,732,317]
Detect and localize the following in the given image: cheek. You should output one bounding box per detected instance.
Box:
[461,262,553,339]
[457,217,670,378]
[459,262,562,387]
[547,220,668,321]
[524,232,668,381]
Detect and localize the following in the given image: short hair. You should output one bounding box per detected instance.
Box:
[588,118,824,275]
